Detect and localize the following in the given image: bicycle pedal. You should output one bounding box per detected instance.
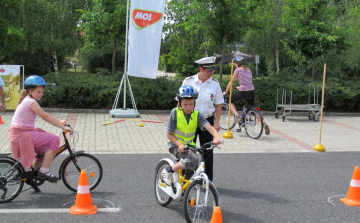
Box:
[47,179,58,183]
[31,186,41,192]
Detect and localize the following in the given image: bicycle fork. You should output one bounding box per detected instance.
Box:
[192,161,210,206]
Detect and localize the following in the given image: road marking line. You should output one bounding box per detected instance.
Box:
[156,114,168,125]
[324,119,360,132]
[60,113,78,144]
[0,207,120,214]
[270,127,313,151]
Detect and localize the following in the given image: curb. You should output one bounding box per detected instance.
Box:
[43,108,172,115]
[41,108,360,116]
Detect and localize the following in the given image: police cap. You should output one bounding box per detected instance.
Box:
[195,56,217,70]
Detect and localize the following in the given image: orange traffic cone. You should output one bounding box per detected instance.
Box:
[340,166,360,206]
[70,170,97,215]
[210,206,223,223]
[0,115,4,124]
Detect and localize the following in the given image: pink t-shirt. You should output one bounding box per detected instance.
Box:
[235,67,255,91]
[11,96,37,128]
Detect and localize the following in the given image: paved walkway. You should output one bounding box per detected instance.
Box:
[1,110,360,154]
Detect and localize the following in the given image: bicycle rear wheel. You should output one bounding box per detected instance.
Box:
[0,158,24,203]
[154,160,173,206]
[244,109,263,139]
[184,179,219,223]
[219,104,236,130]
[60,153,103,192]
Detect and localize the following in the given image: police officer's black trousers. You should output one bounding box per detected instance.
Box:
[193,115,214,182]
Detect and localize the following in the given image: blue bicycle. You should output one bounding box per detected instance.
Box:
[219,99,264,139]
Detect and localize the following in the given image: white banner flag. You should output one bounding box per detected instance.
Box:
[128,0,165,79]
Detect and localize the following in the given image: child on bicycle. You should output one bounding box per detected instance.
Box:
[162,85,222,185]
[223,57,271,135]
[8,75,72,181]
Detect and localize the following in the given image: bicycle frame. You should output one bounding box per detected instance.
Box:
[2,131,84,181]
[224,102,263,125]
[56,131,85,175]
[178,160,207,194]
[158,146,220,204]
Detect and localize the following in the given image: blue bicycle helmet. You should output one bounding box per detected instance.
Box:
[176,85,198,101]
[24,75,47,87]
[234,57,246,64]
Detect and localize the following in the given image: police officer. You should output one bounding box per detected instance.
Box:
[182,56,224,182]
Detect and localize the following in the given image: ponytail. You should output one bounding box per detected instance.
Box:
[18,85,41,104]
[18,90,28,105]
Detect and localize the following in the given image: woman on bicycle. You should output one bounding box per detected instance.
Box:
[8,75,72,181]
[162,85,222,185]
[223,57,270,135]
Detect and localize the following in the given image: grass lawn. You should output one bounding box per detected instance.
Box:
[67,67,85,73]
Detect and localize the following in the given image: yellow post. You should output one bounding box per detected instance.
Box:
[314,63,327,152]
[223,59,234,139]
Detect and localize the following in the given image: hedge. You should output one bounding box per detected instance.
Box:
[40,71,360,112]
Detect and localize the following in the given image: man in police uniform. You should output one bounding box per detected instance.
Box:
[182,56,224,182]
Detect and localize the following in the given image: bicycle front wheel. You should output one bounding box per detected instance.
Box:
[219,104,236,130]
[0,158,24,203]
[154,160,173,206]
[60,153,103,192]
[244,109,263,139]
[184,179,219,223]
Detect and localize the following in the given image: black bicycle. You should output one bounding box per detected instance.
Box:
[0,124,103,203]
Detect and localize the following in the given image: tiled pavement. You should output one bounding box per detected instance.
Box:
[1,110,359,154]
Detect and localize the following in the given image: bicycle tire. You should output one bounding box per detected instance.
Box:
[0,158,24,203]
[184,179,219,223]
[244,109,263,139]
[219,104,236,130]
[154,160,173,206]
[60,153,103,192]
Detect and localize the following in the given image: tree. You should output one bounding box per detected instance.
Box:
[78,0,127,75]
[281,0,346,79]
[163,0,264,80]
[245,0,286,75]
[22,0,88,74]
[0,0,25,59]
[162,0,211,76]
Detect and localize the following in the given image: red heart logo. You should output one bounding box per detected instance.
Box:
[0,68,4,73]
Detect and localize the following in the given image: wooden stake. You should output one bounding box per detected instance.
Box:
[318,63,327,144]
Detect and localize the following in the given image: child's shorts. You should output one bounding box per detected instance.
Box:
[169,146,199,171]
[30,130,60,161]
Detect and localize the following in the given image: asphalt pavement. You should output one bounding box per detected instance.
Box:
[0,153,360,222]
[0,110,360,222]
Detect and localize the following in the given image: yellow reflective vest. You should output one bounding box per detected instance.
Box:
[174,108,198,146]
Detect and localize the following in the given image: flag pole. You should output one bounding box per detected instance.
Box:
[110,0,140,118]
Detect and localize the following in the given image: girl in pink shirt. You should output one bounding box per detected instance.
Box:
[8,75,72,181]
[223,57,270,135]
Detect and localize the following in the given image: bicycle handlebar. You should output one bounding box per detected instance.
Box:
[184,140,223,152]
[62,122,72,134]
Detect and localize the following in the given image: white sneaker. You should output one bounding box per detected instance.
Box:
[162,169,173,186]
[233,115,242,125]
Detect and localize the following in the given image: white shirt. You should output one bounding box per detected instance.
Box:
[182,73,224,116]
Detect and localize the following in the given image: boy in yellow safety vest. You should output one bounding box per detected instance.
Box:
[162,85,222,185]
